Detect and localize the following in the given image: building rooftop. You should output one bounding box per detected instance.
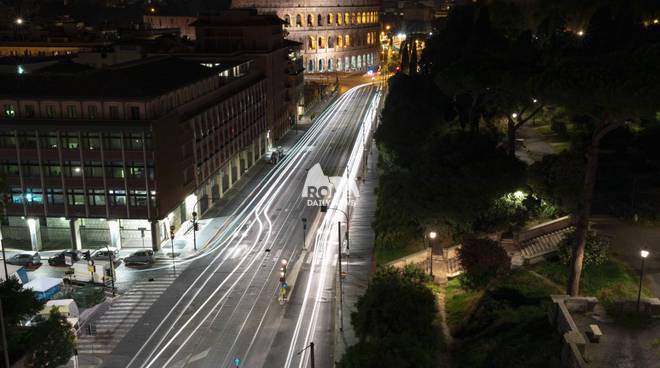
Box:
[190,9,286,27]
[0,56,221,99]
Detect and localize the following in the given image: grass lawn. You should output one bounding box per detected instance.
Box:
[531,257,652,308]
[444,278,483,334]
[374,242,424,266]
[448,269,564,368]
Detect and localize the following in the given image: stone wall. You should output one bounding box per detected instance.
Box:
[548,295,594,368]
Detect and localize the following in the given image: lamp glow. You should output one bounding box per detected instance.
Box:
[641,249,650,258]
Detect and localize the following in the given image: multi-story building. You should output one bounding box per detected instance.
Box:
[231,0,381,73]
[0,56,269,251]
[192,9,304,142]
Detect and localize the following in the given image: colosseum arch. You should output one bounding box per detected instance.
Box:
[328,36,334,48]
[296,14,302,27]
[284,14,291,27]
[337,35,343,48]
[308,36,316,49]
[307,14,314,27]
[317,14,323,26]
[344,12,349,25]
[318,59,324,72]
[345,34,350,47]
[318,36,325,49]
[337,12,342,25]
[327,14,333,25]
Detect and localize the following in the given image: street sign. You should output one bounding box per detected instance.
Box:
[233,357,241,366]
[87,265,95,273]
[65,255,72,266]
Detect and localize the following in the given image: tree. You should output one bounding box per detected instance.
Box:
[528,151,584,212]
[415,131,527,237]
[26,309,75,368]
[535,17,660,296]
[339,267,442,368]
[0,278,44,328]
[409,40,418,75]
[0,278,45,365]
[457,238,510,289]
[400,40,409,73]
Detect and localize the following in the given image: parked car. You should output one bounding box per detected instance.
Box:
[124,250,155,266]
[48,250,83,266]
[91,248,120,263]
[7,252,41,267]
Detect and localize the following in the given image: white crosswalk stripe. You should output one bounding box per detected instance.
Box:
[76,270,185,356]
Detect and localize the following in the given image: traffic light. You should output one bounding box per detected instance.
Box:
[169,225,175,240]
[193,222,199,231]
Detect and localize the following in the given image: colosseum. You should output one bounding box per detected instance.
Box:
[231,0,381,73]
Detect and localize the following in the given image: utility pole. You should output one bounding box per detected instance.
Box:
[302,217,307,249]
[338,221,343,332]
[170,225,176,275]
[104,245,115,297]
[0,297,10,368]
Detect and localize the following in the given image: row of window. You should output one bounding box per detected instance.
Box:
[284,11,379,28]
[307,53,376,73]
[2,103,142,120]
[306,32,377,50]
[10,188,155,207]
[0,131,151,151]
[0,160,155,180]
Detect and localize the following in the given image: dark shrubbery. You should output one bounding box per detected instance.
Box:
[457,238,510,289]
[557,230,609,267]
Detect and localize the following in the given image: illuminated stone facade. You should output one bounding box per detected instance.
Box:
[232,0,380,73]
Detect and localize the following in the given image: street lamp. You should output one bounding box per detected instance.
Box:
[191,211,198,251]
[426,231,437,277]
[169,225,176,274]
[511,112,518,119]
[15,18,23,25]
[637,248,650,312]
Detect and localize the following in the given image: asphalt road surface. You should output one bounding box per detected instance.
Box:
[100,83,383,368]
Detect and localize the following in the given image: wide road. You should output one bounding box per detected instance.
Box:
[103,83,383,368]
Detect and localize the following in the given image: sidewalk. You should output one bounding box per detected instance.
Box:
[335,143,379,360]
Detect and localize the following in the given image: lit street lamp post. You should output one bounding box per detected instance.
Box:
[338,221,344,332]
[637,248,650,312]
[191,211,198,251]
[169,225,176,274]
[320,206,349,258]
[426,231,437,277]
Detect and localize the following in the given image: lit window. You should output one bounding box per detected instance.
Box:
[3,104,16,119]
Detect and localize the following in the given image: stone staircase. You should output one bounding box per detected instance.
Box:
[519,226,574,264]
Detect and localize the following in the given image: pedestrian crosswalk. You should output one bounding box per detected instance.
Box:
[76,275,179,356]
